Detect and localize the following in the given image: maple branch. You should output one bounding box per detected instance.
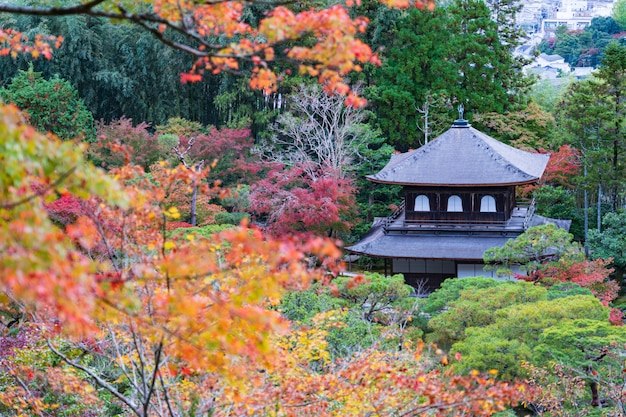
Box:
[0,166,76,210]
[158,370,176,417]
[99,296,213,360]
[46,339,144,417]
[84,206,121,273]
[171,138,196,169]
[9,370,40,413]
[143,339,164,417]
[0,0,109,16]
[107,324,139,393]
[0,1,276,62]
[131,323,149,399]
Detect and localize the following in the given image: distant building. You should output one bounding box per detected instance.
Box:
[524,53,572,79]
[347,118,570,291]
[516,0,615,38]
[571,66,596,78]
[536,53,571,70]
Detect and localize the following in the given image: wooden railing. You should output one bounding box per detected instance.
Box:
[522,199,536,230]
[383,199,405,230]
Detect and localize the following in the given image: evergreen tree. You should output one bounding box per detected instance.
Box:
[368,7,453,150]
[612,0,626,30]
[369,0,531,150]
[595,42,626,211]
[0,65,95,141]
[446,0,530,117]
[557,78,613,235]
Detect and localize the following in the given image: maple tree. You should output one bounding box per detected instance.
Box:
[0,0,435,107]
[518,145,581,198]
[150,161,226,226]
[0,100,346,412]
[249,164,356,236]
[160,123,259,187]
[89,117,164,171]
[1,97,533,414]
[226,330,529,417]
[540,144,582,189]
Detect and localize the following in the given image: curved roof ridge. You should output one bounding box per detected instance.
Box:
[366,124,550,186]
[471,128,549,179]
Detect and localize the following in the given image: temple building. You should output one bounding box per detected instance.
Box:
[346,116,568,290]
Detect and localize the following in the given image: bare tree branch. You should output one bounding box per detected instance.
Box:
[47,339,144,417]
[258,84,373,180]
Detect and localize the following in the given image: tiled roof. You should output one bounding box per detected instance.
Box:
[366,123,550,186]
[345,226,514,260]
[345,215,571,260]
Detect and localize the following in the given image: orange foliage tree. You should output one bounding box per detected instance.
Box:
[0,0,434,106]
[0,102,529,415]
[0,101,343,414]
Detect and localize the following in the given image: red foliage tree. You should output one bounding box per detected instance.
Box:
[174,126,260,186]
[520,145,581,196]
[541,144,581,188]
[90,117,164,171]
[249,165,356,236]
[520,257,619,306]
[44,193,84,226]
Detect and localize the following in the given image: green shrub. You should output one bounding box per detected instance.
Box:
[214,211,250,225]
[167,224,235,240]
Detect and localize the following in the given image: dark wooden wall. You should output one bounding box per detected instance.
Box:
[404,186,516,223]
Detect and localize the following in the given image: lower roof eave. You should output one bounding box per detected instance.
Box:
[344,249,488,263]
[344,233,516,261]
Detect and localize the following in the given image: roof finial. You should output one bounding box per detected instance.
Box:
[452,104,469,128]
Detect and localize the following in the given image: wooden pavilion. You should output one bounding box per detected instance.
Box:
[346,117,568,290]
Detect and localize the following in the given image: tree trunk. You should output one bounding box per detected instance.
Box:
[614,265,626,288]
[190,179,198,227]
[190,161,203,227]
[589,379,600,407]
[584,165,589,258]
[597,184,602,232]
[613,135,619,212]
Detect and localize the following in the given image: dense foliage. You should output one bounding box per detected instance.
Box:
[538,16,626,67]
[1,0,626,416]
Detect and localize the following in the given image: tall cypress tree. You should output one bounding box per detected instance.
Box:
[595,42,626,211]
[368,7,455,150]
[446,0,531,117]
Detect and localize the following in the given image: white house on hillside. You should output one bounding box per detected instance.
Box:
[525,53,572,79]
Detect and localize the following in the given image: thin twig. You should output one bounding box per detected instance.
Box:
[0,167,76,210]
[46,339,144,417]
